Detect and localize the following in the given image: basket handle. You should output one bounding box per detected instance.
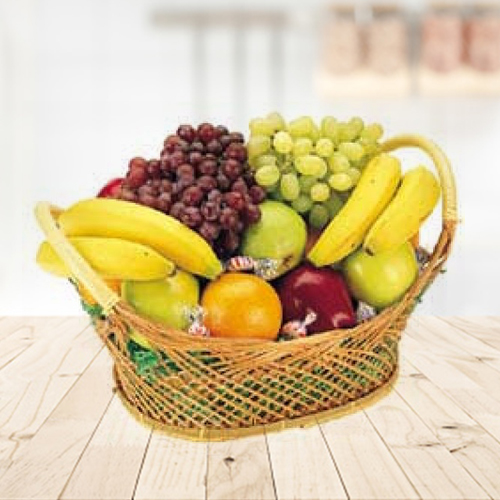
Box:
[34,202,121,314]
[381,134,458,224]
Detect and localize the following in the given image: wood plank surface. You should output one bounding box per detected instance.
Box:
[396,356,500,499]
[134,433,208,500]
[59,395,152,500]
[0,348,114,499]
[206,433,276,500]
[1,317,500,500]
[320,410,420,500]
[266,424,347,500]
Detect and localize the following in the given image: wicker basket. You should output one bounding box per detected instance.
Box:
[35,134,457,441]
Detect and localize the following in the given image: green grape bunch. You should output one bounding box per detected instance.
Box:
[246,112,384,230]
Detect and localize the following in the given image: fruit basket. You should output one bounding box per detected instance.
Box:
[35,129,457,441]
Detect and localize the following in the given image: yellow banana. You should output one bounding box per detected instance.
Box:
[58,198,223,279]
[308,153,401,266]
[363,166,441,255]
[37,237,175,280]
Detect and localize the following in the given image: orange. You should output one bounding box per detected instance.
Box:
[201,273,282,340]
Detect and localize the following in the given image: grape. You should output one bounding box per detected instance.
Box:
[299,175,317,194]
[177,163,195,178]
[328,153,350,173]
[198,159,217,176]
[247,135,271,158]
[139,193,157,208]
[160,179,173,192]
[207,189,222,203]
[266,112,286,132]
[223,159,243,180]
[181,207,203,228]
[197,175,217,192]
[346,167,361,185]
[156,193,172,213]
[177,125,196,143]
[243,204,261,224]
[206,139,223,155]
[328,173,353,191]
[231,178,248,194]
[219,135,232,149]
[220,207,239,230]
[199,221,221,242]
[200,201,220,221]
[360,123,383,142]
[295,155,327,177]
[310,123,320,143]
[280,173,300,201]
[219,230,240,255]
[214,125,229,138]
[126,167,147,188]
[138,183,156,196]
[224,191,246,212]
[255,164,280,187]
[249,117,275,136]
[255,155,277,168]
[225,143,247,163]
[273,131,293,154]
[339,142,364,162]
[293,137,313,157]
[169,151,186,168]
[292,194,313,214]
[189,141,205,153]
[310,182,330,202]
[358,138,381,158]
[315,138,334,158]
[288,116,314,138]
[197,123,215,143]
[216,173,231,191]
[121,189,137,202]
[320,116,339,141]
[188,151,203,166]
[324,193,343,218]
[249,185,266,204]
[229,132,245,143]
[309,204,330,230]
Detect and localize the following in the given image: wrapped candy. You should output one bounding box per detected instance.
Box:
[280,311,318,340]
[356,301,377,323]
[225,256,281,281]
[186,305,211,337]
[415,247,432,271]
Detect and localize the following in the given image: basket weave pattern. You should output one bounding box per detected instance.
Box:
[36,135,457,441]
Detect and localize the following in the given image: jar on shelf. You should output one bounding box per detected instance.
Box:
[366,4,409,74]
[421,2,464,72]
[465,3,500,72]
[321,5,363,74]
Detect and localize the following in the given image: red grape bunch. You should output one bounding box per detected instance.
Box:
[118,123,266,259]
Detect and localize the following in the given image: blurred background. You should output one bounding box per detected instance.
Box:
[1,0,499,315]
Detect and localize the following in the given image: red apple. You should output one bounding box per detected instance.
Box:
[276,263,356,334]
[97,177,124,198]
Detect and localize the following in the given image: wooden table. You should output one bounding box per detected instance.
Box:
[1,316,500,500]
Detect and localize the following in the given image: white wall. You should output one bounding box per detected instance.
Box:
[1,0,499,315]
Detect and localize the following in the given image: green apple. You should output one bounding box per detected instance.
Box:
[122,270,199,330]
[343,241,418,310]
[240,200,307,277]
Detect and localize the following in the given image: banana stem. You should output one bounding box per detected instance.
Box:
[382,134,458,224]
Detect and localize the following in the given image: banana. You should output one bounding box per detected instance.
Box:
[37,237,175,280]
[58,198,223,279]
[363,166,440,255]
[308,153,402,266]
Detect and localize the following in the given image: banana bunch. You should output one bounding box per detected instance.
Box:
[37,198,223,281]
[308,154,440,266]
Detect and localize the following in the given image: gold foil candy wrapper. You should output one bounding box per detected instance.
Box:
[226,256,281,281]
[356,301,377,323]
[186,305,210,337]
[280,311,318,340]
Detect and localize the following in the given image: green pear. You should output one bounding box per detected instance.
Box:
[343,241,418,310]
[241,201,307,277]
[122,270,199,330]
